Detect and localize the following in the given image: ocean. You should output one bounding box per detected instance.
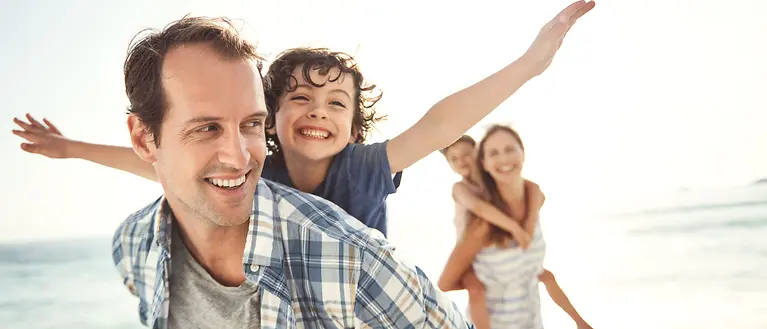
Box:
[1,184,765,328]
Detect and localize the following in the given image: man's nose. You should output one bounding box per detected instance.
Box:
[217,129,250,170]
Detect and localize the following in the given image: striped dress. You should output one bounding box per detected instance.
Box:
[454,181,547,329]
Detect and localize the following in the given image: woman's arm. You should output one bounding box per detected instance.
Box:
[438,218,491,292]
[452,182,532,248]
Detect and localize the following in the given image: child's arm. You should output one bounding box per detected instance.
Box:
[461,269,491,329]
[12,114,158,181]
[539,269,593,329]
[438,218,491,292]
[523,180,546,236]
[453,182,532,248]
[386,1,595,174]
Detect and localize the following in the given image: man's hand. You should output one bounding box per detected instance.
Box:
[12,114,73,159]
[521,0,596,77]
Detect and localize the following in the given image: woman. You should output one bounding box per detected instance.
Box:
[438,126,592,329]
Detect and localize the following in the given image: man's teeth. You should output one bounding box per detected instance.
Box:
[300,129,329,139]
[208,176,246,188]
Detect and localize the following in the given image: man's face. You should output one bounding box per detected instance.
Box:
[136,43,268,227]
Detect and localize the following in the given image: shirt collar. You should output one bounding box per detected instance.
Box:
[151,179,285,267]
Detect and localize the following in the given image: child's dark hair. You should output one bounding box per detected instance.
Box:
[440,135,476,155]
[263,47,385,159]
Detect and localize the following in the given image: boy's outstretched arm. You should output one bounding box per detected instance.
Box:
[12,114,158,182]
[386,0,596,173]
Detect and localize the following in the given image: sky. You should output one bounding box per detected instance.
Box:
[0,0,765,246]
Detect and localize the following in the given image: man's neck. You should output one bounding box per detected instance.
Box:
[172,209,250,287]
[282,151,333,193]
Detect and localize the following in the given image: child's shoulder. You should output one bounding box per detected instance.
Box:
[334,141,401,195]
[335,141,391,172]
[340,141,389,158]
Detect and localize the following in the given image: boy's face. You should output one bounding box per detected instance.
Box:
[445,141,475,178]
[272,65,357,162]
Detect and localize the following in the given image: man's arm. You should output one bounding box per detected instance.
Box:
[355,241,474,328]
[13,114,158,181]
[386,0,596,174]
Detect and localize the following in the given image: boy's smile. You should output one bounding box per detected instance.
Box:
[274,65,356,162]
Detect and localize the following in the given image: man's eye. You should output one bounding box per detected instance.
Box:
[244,121,262,128]
[199,124,218,132]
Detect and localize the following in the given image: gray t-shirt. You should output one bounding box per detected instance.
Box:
[168,227,260,328]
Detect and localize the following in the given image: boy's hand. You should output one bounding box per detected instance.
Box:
[12,114,73,159]
[516,231,532,249]
[521,0,596,77]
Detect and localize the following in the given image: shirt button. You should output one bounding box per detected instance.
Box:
[250,264,260,272]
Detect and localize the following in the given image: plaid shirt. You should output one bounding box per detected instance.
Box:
[112,179,471,329]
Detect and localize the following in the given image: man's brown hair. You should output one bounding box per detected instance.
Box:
[124,16,264,146]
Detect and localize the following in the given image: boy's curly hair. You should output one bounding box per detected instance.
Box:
[263,47,385,159]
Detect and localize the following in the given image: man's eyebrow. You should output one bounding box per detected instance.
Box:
[181,110,268,131]
[184,116,222,125]
[244,110,269,120]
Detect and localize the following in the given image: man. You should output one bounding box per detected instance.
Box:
[112,16,470,328]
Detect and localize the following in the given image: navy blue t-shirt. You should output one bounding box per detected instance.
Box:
[260,141,402,237]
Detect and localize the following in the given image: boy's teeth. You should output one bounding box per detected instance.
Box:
[209,176,246,188]
[300,129,329,138]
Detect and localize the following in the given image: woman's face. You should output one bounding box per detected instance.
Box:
[480,130,525,184]
[445,141,475,178]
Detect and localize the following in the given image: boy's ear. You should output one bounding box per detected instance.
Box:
[127,114,157,163]
[349,126,360,144]
[265,115,277,135]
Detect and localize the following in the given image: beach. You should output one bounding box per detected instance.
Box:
[1,184,765,328]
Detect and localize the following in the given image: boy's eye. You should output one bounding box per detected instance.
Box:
[291,95,309,101]
[330,101,346,108]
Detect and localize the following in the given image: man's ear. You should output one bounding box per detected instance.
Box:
[127,114,157,163]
